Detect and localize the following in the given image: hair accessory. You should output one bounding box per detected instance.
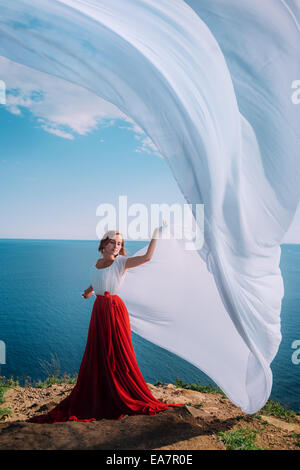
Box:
[101,230,118,241]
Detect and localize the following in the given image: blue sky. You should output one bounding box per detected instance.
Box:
[0,55,299,243]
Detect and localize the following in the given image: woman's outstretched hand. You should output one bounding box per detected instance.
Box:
[152,220,168,239]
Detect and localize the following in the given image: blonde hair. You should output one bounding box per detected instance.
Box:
[98,230,126,256]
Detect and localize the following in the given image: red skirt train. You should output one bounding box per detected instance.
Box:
[28,291,185,423]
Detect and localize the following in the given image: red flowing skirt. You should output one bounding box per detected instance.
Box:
[28,291,185,423]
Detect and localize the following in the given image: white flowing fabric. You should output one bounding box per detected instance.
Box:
[0,0,299,413]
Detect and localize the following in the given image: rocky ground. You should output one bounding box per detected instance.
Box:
[0,382,300,450]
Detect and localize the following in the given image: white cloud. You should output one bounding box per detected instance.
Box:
[6,105,21,115]
[134,135,162,156]
[0,55,159,156]
[40,125,74,140]
[118,119,162,157]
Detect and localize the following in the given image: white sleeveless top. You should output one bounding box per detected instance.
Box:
[91,255,128,295]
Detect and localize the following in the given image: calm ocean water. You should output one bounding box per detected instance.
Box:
[0,239,299,412]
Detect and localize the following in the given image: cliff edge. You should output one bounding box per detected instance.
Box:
[0,381,299,450]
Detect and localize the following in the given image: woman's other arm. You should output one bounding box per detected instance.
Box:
[82,285,94,298]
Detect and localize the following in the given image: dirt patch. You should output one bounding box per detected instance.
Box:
[0,383,299,450]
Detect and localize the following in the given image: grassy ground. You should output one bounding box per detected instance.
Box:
[1,374,299,423]
[1,374,299,450]
[171,376,300,423]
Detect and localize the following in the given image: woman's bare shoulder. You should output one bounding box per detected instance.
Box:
[95,258,103,268]
[95,258,112,268]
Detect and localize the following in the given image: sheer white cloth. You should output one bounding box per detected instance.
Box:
[0,0,299,413]
[91,255,128,296]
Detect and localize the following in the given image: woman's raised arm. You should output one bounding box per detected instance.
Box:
[125,221,167,270]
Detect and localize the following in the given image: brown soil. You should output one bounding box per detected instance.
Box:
[0,383,299,450]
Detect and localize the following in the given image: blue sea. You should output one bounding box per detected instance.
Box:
[0,239,299,412]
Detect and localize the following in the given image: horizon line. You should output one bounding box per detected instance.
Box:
[0,237,149,242]
[0,237,298,245]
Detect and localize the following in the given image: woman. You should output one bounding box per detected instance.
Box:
[28,224,185,423]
